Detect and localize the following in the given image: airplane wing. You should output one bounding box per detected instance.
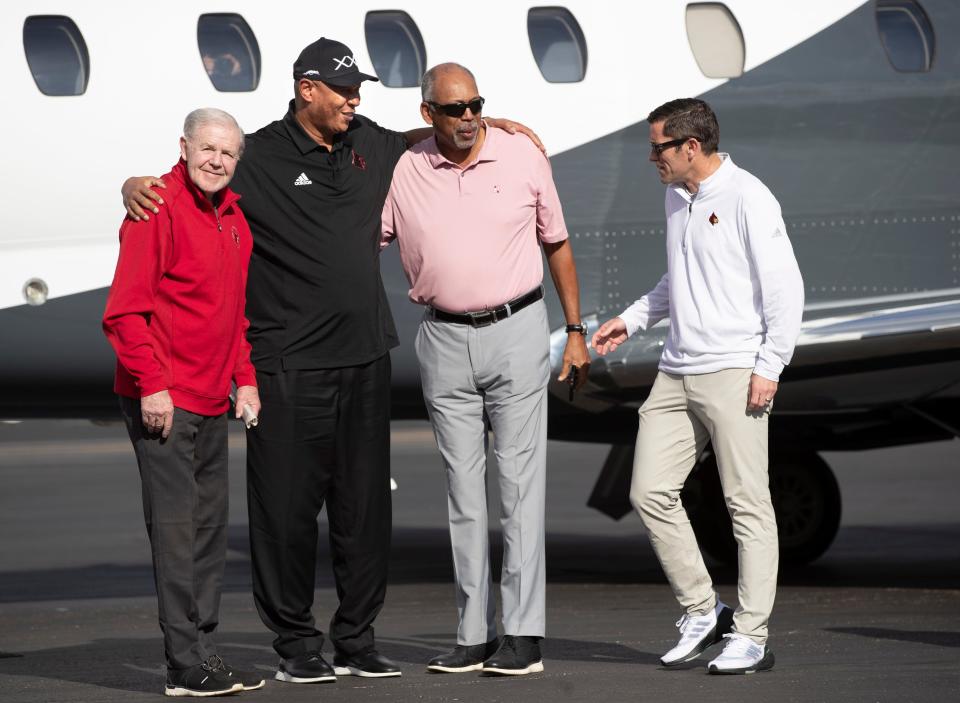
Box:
[550,292,960,414]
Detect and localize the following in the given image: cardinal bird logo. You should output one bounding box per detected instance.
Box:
[231,226,240,246]
[709,212,719,226]
[352,151,367,170]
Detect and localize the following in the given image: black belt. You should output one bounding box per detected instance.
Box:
[430,286,544,327]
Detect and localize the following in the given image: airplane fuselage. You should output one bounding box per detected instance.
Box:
[2,0,958,455]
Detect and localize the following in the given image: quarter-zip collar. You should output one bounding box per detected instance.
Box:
[670,153,735,204]
[168,160,241,227]
[674,154,735,254]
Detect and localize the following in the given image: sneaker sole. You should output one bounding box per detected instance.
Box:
[333,665,402,678]
[660,626,722,666]
[708,649,775,675]
[481,661,544,676]
[239,680,266,690]
[164,683,242,697]
[427,662,485,673]
[274,671,337,684]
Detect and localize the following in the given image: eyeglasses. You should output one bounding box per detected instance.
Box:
[650,137,693,156]
[427,97,485,118]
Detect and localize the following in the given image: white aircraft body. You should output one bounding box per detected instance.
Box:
[2,0,958,564]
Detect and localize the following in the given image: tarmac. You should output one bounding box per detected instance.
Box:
[1,419,958,702]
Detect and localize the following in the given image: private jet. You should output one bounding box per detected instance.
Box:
[2,0,958,565]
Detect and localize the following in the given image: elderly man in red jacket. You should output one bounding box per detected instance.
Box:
[103,108,262,698]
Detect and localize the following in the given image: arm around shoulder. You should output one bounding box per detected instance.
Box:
[122,176,167,222]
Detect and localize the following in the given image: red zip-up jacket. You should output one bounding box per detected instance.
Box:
[102,160,256,416]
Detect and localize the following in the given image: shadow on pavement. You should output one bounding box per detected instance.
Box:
[0,637,175,696]
[383,633,658,666]
[0,632,656,695]
[826,627,960,648]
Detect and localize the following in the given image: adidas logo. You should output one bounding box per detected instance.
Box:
[294,172,312,186]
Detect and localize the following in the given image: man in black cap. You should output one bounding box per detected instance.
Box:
[122,37,541,684]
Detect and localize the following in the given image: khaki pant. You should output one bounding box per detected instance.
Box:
[629,369,778,643]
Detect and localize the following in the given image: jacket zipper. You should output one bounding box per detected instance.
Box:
[682,195,696,254]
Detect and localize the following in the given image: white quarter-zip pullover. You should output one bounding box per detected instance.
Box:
[618,155,803,381]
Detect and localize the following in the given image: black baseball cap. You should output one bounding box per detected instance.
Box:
[293,37,379,86]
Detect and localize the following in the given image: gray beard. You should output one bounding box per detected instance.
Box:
[453,122,479,150]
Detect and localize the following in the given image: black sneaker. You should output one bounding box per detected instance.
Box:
[482,635,544,676]
[333,650,402,678]
[427,639,499,673]
[210,656,265,691]
[275,651,337,684]
[164,660,242,697]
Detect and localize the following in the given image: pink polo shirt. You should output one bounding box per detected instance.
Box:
[381,127,568,312]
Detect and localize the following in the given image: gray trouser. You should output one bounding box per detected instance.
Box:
[415,300,549,645]
[120,396,229,670]
[629,369,778,643]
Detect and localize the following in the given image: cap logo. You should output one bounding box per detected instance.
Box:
[333,55,355,71]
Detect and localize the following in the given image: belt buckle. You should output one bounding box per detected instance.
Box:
[467,309,496,327]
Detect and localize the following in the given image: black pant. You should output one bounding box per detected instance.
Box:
[246,354,392,659]
[120,397,229,671]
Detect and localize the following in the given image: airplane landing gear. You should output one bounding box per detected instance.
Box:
[682,451,842,566]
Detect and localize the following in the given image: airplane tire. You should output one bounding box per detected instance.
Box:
[681,451,842,566]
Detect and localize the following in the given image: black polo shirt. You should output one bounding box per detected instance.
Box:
[230,102,408,372]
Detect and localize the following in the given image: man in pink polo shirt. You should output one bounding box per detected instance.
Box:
[381,63,589,676]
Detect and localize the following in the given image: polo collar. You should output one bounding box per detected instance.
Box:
[424,124,500,169]
[283,100,354,155]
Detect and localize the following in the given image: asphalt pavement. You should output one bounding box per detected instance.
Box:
[1,420,958,702]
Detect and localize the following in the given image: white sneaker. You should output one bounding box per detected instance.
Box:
[707,633,775,674]
[660,601,733,666]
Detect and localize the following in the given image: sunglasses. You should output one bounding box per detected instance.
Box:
[650,137,693,156]
[427,97,485,118]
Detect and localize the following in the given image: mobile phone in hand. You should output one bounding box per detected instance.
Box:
[568,365,579,402]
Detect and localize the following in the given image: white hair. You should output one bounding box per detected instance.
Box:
[183,107,245,156]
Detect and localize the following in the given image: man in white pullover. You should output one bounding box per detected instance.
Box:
[592,98,803,675]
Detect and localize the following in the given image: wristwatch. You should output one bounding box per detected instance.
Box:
[565,322,587,335]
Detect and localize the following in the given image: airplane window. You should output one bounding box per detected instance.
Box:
[527,7,587,83]
[876,0,935,72]
[685,3,745,79]
[197,14,260,92]
[23,16,90,96]
[365,11,426,88]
